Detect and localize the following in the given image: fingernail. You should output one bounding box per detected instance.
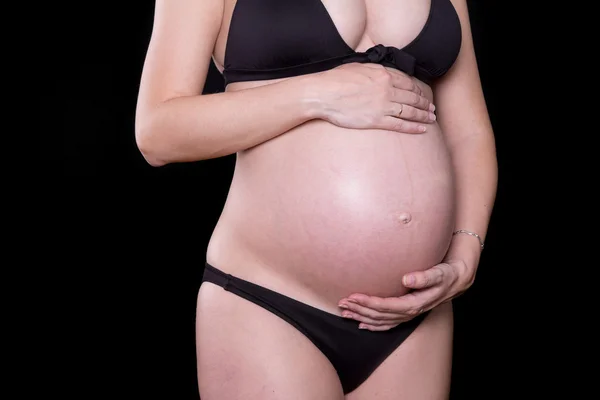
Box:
[429,113,436,122]
[346,298,358,304]
[342,312,352,318]
[418,125,426,132]
[404,275,415,286]
[359,324,367,329]
[429,103,436,112]
[339,303,348,309]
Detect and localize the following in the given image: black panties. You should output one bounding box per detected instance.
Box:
[202,262,427,394]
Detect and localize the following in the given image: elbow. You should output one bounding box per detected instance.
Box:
[135,102,215,165]
[135,114,168,167]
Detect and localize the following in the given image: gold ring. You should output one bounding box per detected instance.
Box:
[397,104,404,117]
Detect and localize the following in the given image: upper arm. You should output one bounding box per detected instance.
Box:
[136,0,223,119]
[432,0,494,144]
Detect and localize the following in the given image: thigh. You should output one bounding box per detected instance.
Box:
[346,302,454,400]
[196,281,345,400]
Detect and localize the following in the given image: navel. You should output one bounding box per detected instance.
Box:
[396,212,412,225]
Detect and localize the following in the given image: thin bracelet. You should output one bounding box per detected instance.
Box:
[452,229,485,250]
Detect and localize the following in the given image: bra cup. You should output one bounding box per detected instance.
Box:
[223,0,462,86]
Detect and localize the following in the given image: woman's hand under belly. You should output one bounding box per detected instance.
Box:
[217,117,456,304]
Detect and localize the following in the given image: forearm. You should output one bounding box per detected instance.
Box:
[135,74,321,166]
[443,133,498,273]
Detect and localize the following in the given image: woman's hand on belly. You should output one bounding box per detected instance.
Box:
[336,259,473,331]
[312,63,437,134]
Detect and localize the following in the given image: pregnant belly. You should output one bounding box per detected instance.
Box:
[209,120,456,305]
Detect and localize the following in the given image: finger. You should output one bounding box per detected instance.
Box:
[391,88,432,112]
[341,310,404,326]
[414,81,423,96]
[403,264,447,289]
[361,64,430,107]
[377,116,428,134]
[370,65,432,107]
[389,74,420,94]
[390,104,435,123]
[359,62,391,70]
[359,323,399,332]
[347,289,439,316]
[339,301,401,321]
[356,63,411,86]
[414,82,423,96]
[372,66,419,94]
[389,72,425,97]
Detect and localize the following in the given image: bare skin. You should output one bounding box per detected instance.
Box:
[137,0,497,398]
[206,0,453,311]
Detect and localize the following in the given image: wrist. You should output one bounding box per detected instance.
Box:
[443,233,482,273]
[296,72,329,121]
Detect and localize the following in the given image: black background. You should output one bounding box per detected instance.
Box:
[41,1,546,399]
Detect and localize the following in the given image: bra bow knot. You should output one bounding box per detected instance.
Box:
[364,44,416,76]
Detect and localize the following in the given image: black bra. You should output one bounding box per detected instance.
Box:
[222,0,462,87]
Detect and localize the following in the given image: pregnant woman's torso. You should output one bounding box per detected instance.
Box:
[207,0,460,313]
